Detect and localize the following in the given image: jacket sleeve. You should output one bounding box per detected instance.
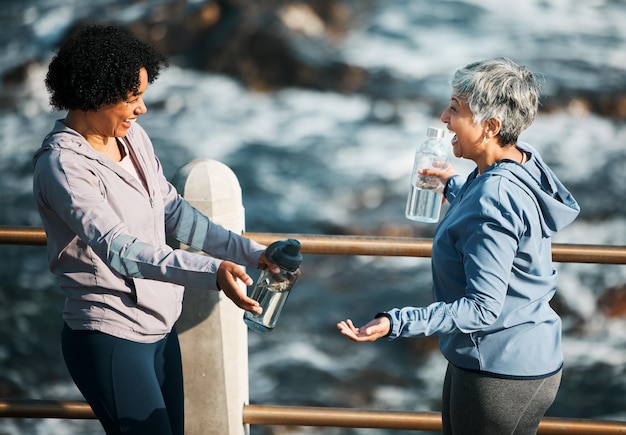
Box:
[150,157,266,269]
[386,176,524,338]
[443,174,464,203]
[36,150,241,290]
[163,191,266,268]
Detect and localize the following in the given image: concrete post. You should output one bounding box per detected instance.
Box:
[172,159,249,435]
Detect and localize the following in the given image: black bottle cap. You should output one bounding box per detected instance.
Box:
[266,239,302,271]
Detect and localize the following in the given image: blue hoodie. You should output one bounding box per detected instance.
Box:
[385,142,580,378]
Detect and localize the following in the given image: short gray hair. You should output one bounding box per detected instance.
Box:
[450,58,540,146]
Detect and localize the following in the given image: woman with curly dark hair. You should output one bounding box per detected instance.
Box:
[33,24,277,435]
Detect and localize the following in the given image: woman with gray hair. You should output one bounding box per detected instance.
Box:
[337,58,580,434]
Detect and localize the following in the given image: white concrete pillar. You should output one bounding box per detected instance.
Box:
[172,158,249,435]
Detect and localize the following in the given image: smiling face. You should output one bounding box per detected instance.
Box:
[440,94,486,161]
[98,67,149,138]
[67,67,149,148]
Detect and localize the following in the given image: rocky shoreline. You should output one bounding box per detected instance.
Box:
[3,0,626,119]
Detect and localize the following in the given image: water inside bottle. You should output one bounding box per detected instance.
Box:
[405,184,442,223]
[244,274,293,332]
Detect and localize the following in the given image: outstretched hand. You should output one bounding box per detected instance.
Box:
[336,317,390,342]
[217,261,262,314]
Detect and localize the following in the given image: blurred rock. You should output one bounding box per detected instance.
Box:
[550,293,586,333]
[598,284,626,318]
[124,0,373,93]
[3,0,626,120]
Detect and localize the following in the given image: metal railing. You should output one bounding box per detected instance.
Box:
[2,400,626,434]
[2,225,626,434]
[3,226,626,264]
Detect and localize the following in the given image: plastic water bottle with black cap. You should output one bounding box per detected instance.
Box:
[244,238,302,332]
[405,127,448,223]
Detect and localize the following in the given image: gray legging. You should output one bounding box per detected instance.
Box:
[442,363,561,435]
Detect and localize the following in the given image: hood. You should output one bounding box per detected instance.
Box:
[486,141,580,237]
[33,120,98,166]
[33,119,142,169]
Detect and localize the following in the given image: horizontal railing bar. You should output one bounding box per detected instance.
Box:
[2,399,625,434]
[246,232,433,257]
[243,405,626,434]
[247,232,626,264]
[0,227,46,245]
[0,227,625,264]
[243,405,442,430]
[0,399,95,419]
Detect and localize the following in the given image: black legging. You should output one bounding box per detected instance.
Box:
[442,363,561,435]
[62,324,184,435]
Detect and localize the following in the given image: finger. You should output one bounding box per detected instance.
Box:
[229,265,253,286]
[337,321,358,336]
[338,327,359,341]
[337,319,356,334]
[234,292,262,314]
[336,321,351,331]
[243,301,262,314]
[259,254,281,274]
[346,319,362,334]
[221,279,261,312]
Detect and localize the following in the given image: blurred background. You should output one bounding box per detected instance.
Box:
[1,0,626,434]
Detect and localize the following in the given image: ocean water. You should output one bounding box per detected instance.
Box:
[1,1,626,434]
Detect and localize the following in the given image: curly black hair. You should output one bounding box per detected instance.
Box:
[45,24,169,112]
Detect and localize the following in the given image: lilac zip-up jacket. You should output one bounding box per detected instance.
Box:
[33,120,265,343]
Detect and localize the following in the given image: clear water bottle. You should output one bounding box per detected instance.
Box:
[405,127,448,223]
[244,239,302,333]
